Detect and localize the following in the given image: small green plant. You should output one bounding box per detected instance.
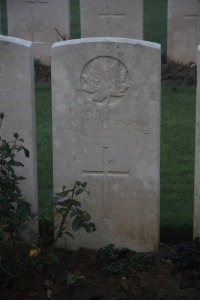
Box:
[53,181,96,247]
[0,112,33,239]
[33,182,96,298]
[66,271,85,288]
[0,112,96,290]
[0,112,35,277]
[96,244,153,275]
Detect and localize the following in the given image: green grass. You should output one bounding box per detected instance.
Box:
[35,83,53,215]
[70,0,80,39]
[1,0,7,35]
[144,0,167,60]
[160,84,196,241]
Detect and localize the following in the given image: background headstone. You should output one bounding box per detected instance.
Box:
[7,0,70,65]
[167,0,200,64]
[80,0,143,39]
[0,35,38,233]
[52,37,160,252]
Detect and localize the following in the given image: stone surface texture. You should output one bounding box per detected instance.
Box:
[167,0,200,64]
[52,37,160,252]
[0,35,38,232]
[80,0,143,39]
[194,45,200,238]
[0,2,2,34]
[7,0,70,65]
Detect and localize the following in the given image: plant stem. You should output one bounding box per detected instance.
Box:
[53,205,71,248]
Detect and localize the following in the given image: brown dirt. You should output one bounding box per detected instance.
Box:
[34,60,197,86]
[1,245,200,300]
[34,60,51,83]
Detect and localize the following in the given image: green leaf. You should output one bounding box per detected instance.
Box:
[53,190,70,199]
[58,199,72,207]
[17,146,23,152]
[70,210,77,218]
[82,223,92,233]
[8,159,24,167]
[76,181,81,186]
[75,188,84,196]
[56,199,80,207]
[81,182,87,188]
[89,222,96,231]
[72,217,84,231]
[17,176,26,181]
[56,207,68,213]
[23,147,30,158]
[1,170,7,175]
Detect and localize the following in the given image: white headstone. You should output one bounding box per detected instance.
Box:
[80,0,143,39]
[7,0,70,65]
[0,35,38,233]
[0,2,2,34]
[194,45,200,238]
[52,37,160,252]
[167,0,200,64]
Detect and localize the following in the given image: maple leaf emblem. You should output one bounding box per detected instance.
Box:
[81,56,129,105]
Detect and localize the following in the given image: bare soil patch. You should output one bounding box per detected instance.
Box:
[1,243,200,300]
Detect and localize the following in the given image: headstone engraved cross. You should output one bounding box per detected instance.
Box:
[185,0,200,44]
[98,0,125,19]
[82,147,129,219]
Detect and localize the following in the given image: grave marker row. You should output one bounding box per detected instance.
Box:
[6,0,200,64]
[6,0,143,64]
